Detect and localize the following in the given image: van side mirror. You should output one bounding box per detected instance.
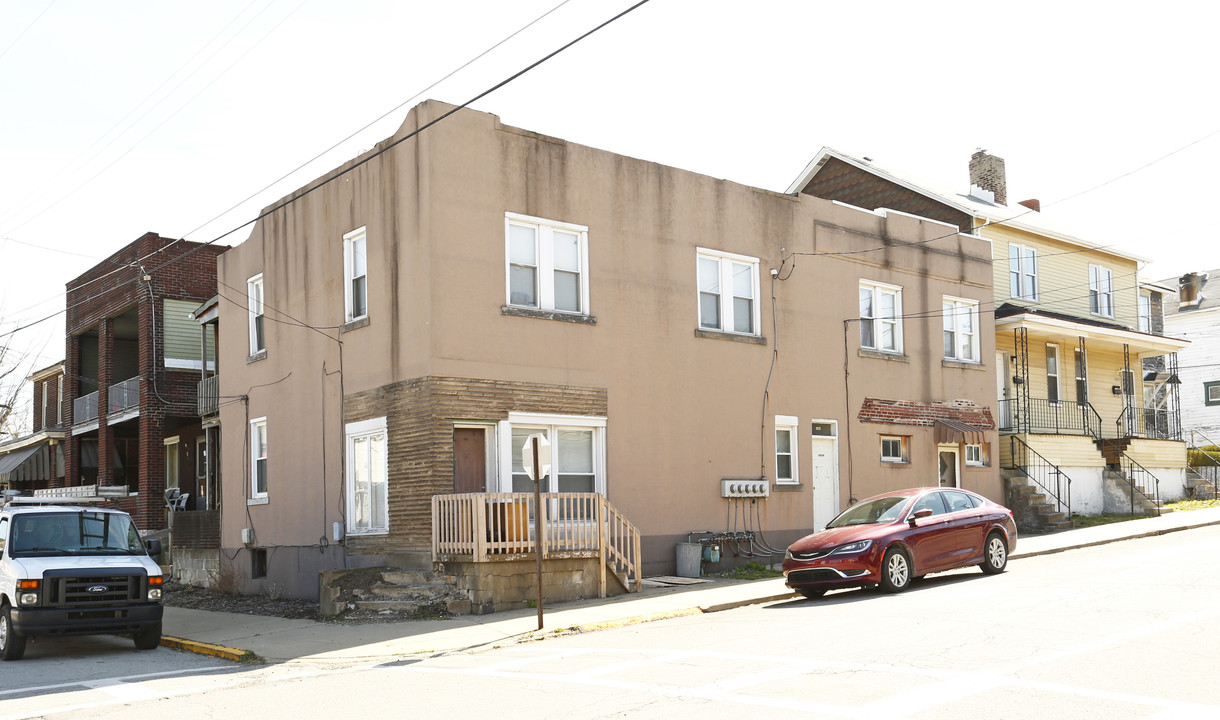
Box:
[144,538,162,557]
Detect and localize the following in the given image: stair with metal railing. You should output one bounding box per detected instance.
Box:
[1186,430,1220,501]
[1002,436,1073,532]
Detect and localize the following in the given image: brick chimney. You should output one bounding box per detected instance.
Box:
[969,151,1007,206]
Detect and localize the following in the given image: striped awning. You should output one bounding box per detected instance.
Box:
[934,419,987,445]
[0,442,63,483]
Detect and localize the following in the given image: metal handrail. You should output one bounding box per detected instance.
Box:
[1006,435,1071,517]
[999,397,1103,439]
[1113,450,1161,515]
[1186,429,1220,500]
[1117,404,1181,441]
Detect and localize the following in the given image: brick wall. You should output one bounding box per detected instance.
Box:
[857,397,996,429]
[171,510,221,549]
[342,376,607,558]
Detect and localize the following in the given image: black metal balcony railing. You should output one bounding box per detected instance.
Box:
[1117,404,1181,441]
[198,375,220,416]
[999,398,1102,439]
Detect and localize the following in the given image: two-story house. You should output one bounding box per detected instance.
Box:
[788,149,1190,524]
[207,100,998,605]
[62,232,226,529]
[0,362,65,490]
[1160,270,1220,497]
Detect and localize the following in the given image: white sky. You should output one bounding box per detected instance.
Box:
[2,0,1218,409]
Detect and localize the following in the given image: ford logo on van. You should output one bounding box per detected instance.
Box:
[87,585,109,593]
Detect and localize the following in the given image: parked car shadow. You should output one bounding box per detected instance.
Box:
[764,568,993,609]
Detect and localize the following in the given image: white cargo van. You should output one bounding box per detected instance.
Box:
[0,496,164,661]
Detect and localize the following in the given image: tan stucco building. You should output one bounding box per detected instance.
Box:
[209,101,997,600]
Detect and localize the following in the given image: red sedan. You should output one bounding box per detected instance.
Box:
[782,487,1016,598]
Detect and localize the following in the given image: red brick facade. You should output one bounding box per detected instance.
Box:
[857,397,996,429]
[62,232,226,529]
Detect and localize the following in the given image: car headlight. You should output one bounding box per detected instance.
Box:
[784,549,793,561]
[19,592,39,606]
[148,588,162,601]
[830,540,872,555]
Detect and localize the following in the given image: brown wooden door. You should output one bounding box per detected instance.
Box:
[453,428,487,493]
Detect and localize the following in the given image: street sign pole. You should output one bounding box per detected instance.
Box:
[532,435,544,631]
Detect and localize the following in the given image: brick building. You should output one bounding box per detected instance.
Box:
[62,232,226,529]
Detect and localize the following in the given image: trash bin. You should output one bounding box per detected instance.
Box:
[675,542,702,578]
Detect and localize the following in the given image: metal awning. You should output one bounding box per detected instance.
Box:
[0,442,63,483]
[934,419,987,445]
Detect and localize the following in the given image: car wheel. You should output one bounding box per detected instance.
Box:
[1,603,27,661]
[797,588,826,600]
[132,621,162,651]
[879,547,911,593]
[981,532,1008,575]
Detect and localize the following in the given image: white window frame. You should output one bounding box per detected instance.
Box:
[1046,343,1063,404]
[249,417,268,499]
[965,443,985,466]
[697,248,761,335]
[343,227,368,323]
[164,436,180,490]
[942,296,980,362]
[346,417,389,535]
[880,435,909,464]
[775,415,799,485]
[1089,264,1115,318]
[247,274,265,355]
[1138,294,1151,332]
[497,413,606,495]
[505,213,590,315]
[860,280,903,353]
[1009,244,1039,301]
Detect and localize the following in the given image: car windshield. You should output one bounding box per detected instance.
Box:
[826,496,911,528]
[7,511,146,557]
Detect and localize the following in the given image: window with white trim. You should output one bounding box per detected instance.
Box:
[343,227,368,323]
[1138,294,1151,332]
[247,274,265,355]
[500,413,606,495]
[942,297,979,361]
[965,443,987,466]
[880,435,909,464]
[165,436,180,490]
[1089,265,1114,317]
[775,416,798,485]
[1009,244,1038,301]
[346,417,388,534]
[506,213,589,314]
[860,281,903,353]
[250,417,268,499]
[698,249,760,335]
[1046,344,1062,404]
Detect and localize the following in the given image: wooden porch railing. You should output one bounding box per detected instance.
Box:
[432,492,642,597]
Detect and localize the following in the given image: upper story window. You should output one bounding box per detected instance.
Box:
[1089,265,1114,318]
[1205,382,1220,406]
[942,297,980,362]
[697,249,760,335]
[506,213,589,315]
[1138,293,1151,332]
[247,274,265,356]
[775,415,798,485]
[344,227,368,323]
[1009,244,1038,301]
[860,281,903,353]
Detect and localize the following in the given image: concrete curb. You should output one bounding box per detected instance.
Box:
[699,591,800,614]
[1010,516,1220,561]
[161,636,260,663]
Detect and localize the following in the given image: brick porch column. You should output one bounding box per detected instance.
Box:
[97,317,113,486]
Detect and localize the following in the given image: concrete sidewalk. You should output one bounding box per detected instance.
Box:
[162,506,1220,664]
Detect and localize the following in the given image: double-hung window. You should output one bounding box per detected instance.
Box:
[942,297,979,362]
[1046,344,1062,403]
[1089,265,1114,317]
[247,275,265,355]
[860,281,902,353]
[343,227,368,323]
[697,249,759,335]
[250,417,268,500]
[506,213,589,314]
[775,416,798,485]
[346,417,388,534]
[1138,294,1151,332]
[965,444,986,467]
[1009,244,1038,301]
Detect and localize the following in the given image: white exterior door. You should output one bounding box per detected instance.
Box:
[996,351,1010,429]
[810,436,838,530]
